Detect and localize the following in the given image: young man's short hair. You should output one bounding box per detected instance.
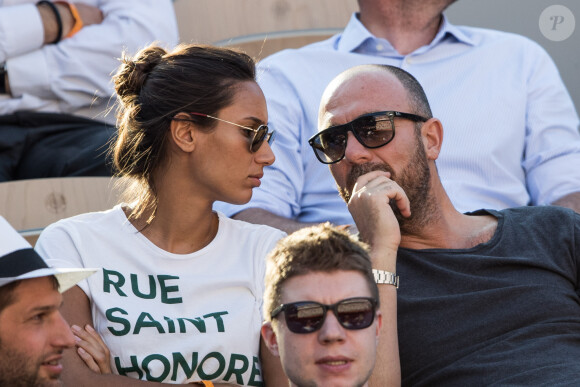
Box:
[263,223,379,322]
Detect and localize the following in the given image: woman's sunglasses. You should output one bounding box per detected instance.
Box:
[271,297,378,334]
[308,111,427,164]
[175,112,275,153]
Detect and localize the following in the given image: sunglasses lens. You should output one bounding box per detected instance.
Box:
[336,299,375,330]
[353,116,394,148]
[250,126,269,152]
[282,298,375,334]
[285,302,325,334]
[311,114,394,164]
[313,126,347,164]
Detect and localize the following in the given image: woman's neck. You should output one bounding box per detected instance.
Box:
[126,185,219,254]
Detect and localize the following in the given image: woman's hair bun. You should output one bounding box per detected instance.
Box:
[114,46,167,101]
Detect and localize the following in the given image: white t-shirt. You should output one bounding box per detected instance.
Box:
[36,205,285,385]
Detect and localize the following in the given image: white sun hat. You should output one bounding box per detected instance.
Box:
[0,216,96,292]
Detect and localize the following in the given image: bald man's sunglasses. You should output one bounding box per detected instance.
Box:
[271,297,378,334]
[308,111,427,164]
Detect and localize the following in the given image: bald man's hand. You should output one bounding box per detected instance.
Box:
[348,170,409,256]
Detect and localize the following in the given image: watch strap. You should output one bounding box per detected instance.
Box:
[372,269,399,288]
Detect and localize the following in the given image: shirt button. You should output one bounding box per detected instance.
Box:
[376,44,384,51]
[405,57,413,64]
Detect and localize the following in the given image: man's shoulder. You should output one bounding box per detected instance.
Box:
[493,205,578,225]
[453,24,545,53]
[258,34,339,67]
[466,206,578,237]
[216,212,287,240]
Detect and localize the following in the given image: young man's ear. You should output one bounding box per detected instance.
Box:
[421,118,443,161]
[170,112,196,153]
[261,322,280,357]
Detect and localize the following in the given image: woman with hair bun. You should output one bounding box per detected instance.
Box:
[36,43,286,386]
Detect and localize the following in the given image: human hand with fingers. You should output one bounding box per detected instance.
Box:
[72,324,112,374]
[347,170,410,266]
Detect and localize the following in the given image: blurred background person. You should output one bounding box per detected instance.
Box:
[0,0,178,181]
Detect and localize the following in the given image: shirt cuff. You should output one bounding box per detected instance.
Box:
[0,4,44,59]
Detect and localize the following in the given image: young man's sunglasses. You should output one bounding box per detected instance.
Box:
[271,297,378,334]
[308,110,427,164]
[174,112,275,153]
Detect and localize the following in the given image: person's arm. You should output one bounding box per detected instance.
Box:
[7,0,178,111]
[367,249,401,387]
[551,192,580,214]
[36,1,103,46]
[0,2,102,95]
[233,208,318,234]
[70,284,288,386]
[0,4,46,64]
[347,170,405,386]
[71,320,242,386]
[72,323,112,374]
[36,224,179,386]
[523,40,580,210]
[60,286,174,386]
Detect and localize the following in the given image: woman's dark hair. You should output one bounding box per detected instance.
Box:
[112,43,256,222]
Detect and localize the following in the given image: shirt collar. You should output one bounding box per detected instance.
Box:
[337,13,475,54]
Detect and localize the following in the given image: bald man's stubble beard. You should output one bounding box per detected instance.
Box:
[338,139,435,235]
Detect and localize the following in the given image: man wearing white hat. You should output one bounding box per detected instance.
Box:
[0,216,95,386]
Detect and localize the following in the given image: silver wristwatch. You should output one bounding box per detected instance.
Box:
[372,269,399,288]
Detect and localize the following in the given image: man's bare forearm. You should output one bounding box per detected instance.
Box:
[37,1,103,45]
[232,208,318,234]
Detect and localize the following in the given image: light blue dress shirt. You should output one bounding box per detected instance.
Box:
[215,13,580,225]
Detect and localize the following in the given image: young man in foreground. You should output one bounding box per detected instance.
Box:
[261,223,401,386]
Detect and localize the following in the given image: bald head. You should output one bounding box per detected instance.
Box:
[319,65,432,131]
[316,64,445,234]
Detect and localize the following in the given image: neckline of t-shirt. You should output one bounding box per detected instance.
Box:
[398,209,504,254]
[113,203,225,259]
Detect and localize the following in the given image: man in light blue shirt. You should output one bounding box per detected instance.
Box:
[214,0,580,232]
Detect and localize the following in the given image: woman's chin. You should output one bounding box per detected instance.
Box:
[222,194,253,206]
